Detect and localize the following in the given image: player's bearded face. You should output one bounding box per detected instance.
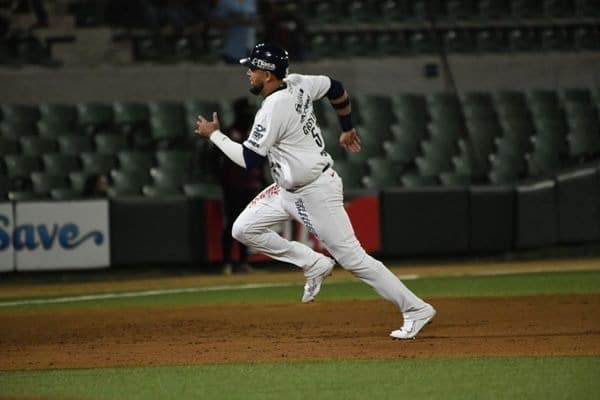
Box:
[247,69,264,96]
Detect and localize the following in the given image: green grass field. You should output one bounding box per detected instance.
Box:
[1,268,599,399]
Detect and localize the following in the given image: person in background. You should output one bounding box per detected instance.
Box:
[83,174,109,198]
[210,0,257,64]
[218,97,265,274]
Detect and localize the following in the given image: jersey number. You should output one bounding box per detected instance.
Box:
[302,115,323,148]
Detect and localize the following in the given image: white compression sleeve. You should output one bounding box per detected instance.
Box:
[209,130,247,168]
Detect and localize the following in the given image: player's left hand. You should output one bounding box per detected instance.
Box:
[195,112,220,138]
[339,128,361,153]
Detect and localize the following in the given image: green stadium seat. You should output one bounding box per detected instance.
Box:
[446,0,477,20]
[332,159,364,190]
[383,137,420,164]
[475,29,507,53]
[510,0,542,18]
[1,104,39,125]
[508,29,538,52]
[400,172,437,187]
[37,119,79,138]
[155,150,193,171]
[42,153,80,174]
[0,120,37,139]
[408,31,436,54]
[19,135,57,156]
[525,139,562,177]
[113,101,150,127]
[77,102,114,134]
[142,184,183,197]
[39,103,78,127]
[543,0,574,16]
[573,27,600,50]
[444,30,476,53]
[478,0,510,18]
[117,150,155,173]
[94,133,129,154]
[80,152,116,174]
[110,168,152,190]
[391,93,428,126]
[107,185,142,198]
[341,33,373,57]
[69,171,92,193]
[306,32,340,61]
[373,31,407,56]
[30,171,69,196]
[362,157,400,189]
[439,171,471,186]
[566,129,600,159]
[0,137,19,156]
[57,135,94,155]
[50,187,82,200]
[575,0,600,17]
[540,28,570,51]
[4,154,42,178]
[150,167,188,188]
[561,88,592,106]
[183,182,223,199]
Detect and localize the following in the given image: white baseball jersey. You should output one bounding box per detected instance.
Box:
[243,73,334,191]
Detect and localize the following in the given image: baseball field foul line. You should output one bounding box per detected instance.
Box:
[0,275,420,308]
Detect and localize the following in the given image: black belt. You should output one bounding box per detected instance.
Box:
[286,163,331,193]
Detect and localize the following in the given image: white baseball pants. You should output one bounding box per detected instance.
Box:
[232,168,430,318]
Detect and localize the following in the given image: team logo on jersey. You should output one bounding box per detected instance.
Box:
[252,124,265,140]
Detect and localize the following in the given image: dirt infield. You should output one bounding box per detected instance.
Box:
[1,294,599,370]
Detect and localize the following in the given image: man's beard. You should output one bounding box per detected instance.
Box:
[249,82,263,95]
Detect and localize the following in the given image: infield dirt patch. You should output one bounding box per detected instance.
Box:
[1,294,599,370]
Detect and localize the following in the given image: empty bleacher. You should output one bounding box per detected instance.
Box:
[1,87,599,200]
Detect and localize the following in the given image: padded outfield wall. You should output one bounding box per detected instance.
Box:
[0,164,598,272]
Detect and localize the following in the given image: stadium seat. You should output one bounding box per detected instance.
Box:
[77,102,114,134]
[446,0,477,20]
[510,0,542,18]
[341,33,373,57]
[439,171,471,186]
[113,101,150,127]
[1,104,39,125]
[4,154,42,178]
[566,129,600,159]
[540,28,570,51]
[391,93,428,126]
[37,120,78,138]
[372,31,407,56]
[475,29,507,53]
[508,29,538,52]
[57,135,94,155]
[94,133,129,154]
[0,175,10,199]
[19,135,57,156]
[543,0,574,16]
[69,171,92,193]
[0,137,19,156]
[30,171,69,196]
[117,150,155,173]
[400,172,437,187]
[183,182,223,199]
[110,168,152,191]
[50,187,82,200]
[142,184,183,197]
[408,31,436,54]
[575,0,600,16]
[149,167,188,189]
[332,159,364,190]
[184,100,221,133]
[42,153,80,174]
[444,30,476,53]
[383,138,420,164]
[155,150,193,171]
[0,120,37,139]
[80,152,116,175]
[39,103,78,127]
[573,27,600,50]
[362,157,400,189]
[525,139,562,177]
[479,0,510,18]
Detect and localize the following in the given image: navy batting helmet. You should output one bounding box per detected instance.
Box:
[239,43,289,79]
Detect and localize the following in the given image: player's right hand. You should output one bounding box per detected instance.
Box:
[195,112,220,138]
[339,128,361,153]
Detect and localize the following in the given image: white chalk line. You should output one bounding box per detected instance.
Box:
[0,274,419,308]
[0,267,595,308]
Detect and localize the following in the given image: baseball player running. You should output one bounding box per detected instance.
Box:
[196,43,435,339]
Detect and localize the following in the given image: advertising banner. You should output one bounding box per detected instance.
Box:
[14,200,110,271]
[0,202,15,272]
